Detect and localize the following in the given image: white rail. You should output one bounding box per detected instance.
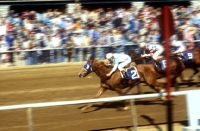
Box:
[0,42,155,53]
[0,90,190,131]
[0,90,188,111]
[1,39,200,53]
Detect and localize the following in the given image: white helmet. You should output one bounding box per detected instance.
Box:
[171,40,178,46]
[106,53,113,60]
[139,42,146,48]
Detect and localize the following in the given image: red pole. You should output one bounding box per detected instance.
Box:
[163,6,173,131]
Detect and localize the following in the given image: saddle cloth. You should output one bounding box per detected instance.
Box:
[158,58,167,70]
[158,50,193,70]
[121,66,140,80]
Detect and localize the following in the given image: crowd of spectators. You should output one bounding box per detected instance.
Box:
[0,3,200,67]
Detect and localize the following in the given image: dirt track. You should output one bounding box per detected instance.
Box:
[0,62,200,131]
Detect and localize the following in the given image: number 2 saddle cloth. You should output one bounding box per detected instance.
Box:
[121,66,140,80]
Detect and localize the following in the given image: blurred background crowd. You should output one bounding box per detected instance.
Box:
[1,3,200,67]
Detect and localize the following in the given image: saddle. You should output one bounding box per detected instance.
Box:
[120,66,140,80]
[146,57,162,69]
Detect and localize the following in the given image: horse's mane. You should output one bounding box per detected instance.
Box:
[128,50,141,58]
[92,59,113,70]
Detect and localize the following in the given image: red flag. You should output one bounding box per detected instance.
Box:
[157,7,175,43]
[159,6,174,131]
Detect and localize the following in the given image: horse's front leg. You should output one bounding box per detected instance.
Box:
[150,81,166,101]
[179,72,186,82]
[81,86,107,111]
[188,65,199,82]
[170,73,179,91]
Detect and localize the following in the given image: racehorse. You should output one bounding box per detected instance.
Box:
[128,50,185,91]
[78,57,165,111]
[190,48,200,80]
[175,50,200,82]
[193,48,200,65]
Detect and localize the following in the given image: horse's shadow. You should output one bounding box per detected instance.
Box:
[140,115,163,131]
[141,115,188,130]
[178,81,200,87]
[78,102,126,113]
[78,93,167,113]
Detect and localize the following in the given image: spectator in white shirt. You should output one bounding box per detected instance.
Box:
[73,32,83,61]
[0,22,7,36]
[0,36,8,66]
[81,10,88,24]
[25,20,34,31]
[51,34,61,63]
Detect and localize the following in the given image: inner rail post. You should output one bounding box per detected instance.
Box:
[27,107,34,131]
[130,99,138,131]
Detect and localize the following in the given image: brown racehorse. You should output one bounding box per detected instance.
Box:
[191,48,200,80]
[78,58,165,111]
[128,50,185,91]
[193,48,200,65]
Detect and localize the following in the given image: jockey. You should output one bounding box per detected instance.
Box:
[170,40,186,54]
[106,53,132,77]
[170,40,194,62]
[139,42,164,61]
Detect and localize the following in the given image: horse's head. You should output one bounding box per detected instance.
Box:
[128,50,153,64]
[78,60,93,78]
[128,50,141,60]
[78,58,109,78]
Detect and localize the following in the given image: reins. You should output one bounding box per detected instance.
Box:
[92,64,104,72]
[132,56,143,61]
[92,63,109,81]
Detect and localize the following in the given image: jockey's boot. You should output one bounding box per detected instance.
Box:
[155,59,162,69]
[179,55,186,61]
[150,58,159,68]
[120,69,127,78]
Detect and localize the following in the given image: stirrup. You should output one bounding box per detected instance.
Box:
[121,69,127,74]
[121,71,125,75]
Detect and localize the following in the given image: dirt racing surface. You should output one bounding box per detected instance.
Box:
[0,62,200,131]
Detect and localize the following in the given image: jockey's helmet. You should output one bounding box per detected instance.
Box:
[139,42,146,48]
[106,53,113,60]
[171,40,178,46]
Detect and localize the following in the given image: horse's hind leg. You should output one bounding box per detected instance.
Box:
[188,65,199,82]
[81,87,106,111]
[115,87,130,111]
[152,81,166,101]
[172,77,179,91]
[179,72,186,82]
[136,83,142,94]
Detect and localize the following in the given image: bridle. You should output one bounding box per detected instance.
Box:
[91,64,104,73]
[130,53,143,61]
[79,61,104,75]
[132,56,143,61]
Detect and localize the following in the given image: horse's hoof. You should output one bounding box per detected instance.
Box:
[187,79,194,83]
[160,96,167,101]
[136,92,142,95]
[181,80,187,83]
[155,97,164,101]
[123,106,130,110]
[117,107,130,111]
[81,107,87,111]
[174,87,179,91]
[198,75,200,81]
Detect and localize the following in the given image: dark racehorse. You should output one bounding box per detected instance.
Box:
[190,48,200,80]
[128,50,185,91]
[78,58,165,111]
[175,53,199,83]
